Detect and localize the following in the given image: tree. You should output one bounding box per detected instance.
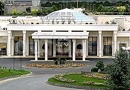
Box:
[11,9,20,15]
[31,9,39,16]
[117,6,126,12]
[97,4,104,12]
[0,1,4,15]
[107,48,130,90]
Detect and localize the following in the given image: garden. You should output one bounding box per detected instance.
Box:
[48,49,130,90]
[26,58,87,69]
[48,60,108,89]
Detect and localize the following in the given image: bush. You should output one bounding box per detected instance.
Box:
[96,60,105,71]
[54,58,66,65]
[91,67,98,72]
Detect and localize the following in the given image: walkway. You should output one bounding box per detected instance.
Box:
[0,58,113,90]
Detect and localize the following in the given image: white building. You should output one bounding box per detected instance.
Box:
[0,8,130,61]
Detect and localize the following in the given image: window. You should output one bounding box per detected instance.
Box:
[103,37,112,56]
[0,43,7,55]
[88,37,97,56]
[29,36,35,55]
[14,36,23,55]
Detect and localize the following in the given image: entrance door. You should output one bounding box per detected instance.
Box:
[56,39,69,56]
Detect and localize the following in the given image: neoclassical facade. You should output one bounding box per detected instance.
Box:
[0,8,130,61]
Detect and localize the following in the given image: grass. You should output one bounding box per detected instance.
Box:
[48,73,107,89]
[0,69,30,78]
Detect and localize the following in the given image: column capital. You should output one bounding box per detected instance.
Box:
[8,30,11,34]
[98,31,102,34]
[72,39,76,42]
[44,40,48,42]
[113,31,117,34]
[34,39,38,42]
[23,30,26,34]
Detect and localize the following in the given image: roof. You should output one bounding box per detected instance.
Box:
[43,8,95,23]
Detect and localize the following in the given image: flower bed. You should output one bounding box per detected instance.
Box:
[82,72,107,80]
[83,81,104,86]
[54,74,76,83]
[26,63,87,68]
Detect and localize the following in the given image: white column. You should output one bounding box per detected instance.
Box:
[98,31,102,57]
[38,40,40,57]
[23,31,26,57]
[11,36,14,56]
[26,36,29,56]
[53,39,56,57]
[7,31,11,57]
[35,40,38,61]
[86,39,88,57]
[45,40,48,61]
[69,40,71,57]
[113,31,117,54]
[82,40,86,61]
[72,40,76,61]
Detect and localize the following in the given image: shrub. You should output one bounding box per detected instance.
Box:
[54,58,66,65]
[91,67,98,72]
[107,48,130,90]
[96,60,105,71]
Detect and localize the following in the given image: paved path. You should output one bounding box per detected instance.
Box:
[0,58,113,90]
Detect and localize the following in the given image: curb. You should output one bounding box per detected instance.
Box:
[46,81,106,90]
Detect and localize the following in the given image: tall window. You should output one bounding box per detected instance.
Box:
[103,37,112,56]
[29,36,35,55]
[88,37,97,56]
[14,36,23,55]
[0,43,7,55]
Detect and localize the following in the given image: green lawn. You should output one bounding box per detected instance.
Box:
[48,73,107,89]
[0,69,30,78]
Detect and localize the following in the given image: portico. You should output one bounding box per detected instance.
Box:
[32,31,89,61]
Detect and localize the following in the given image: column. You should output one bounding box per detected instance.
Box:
[38,39,40,57]
[98,31,102,57]
[69,39,71,57]
[86,39,88,57]
[45,40,48,61]
[11,36,14,56]
[7,31,11,57]
[72,40,76,61]
[82,40,86,61]
[113,31,117,54]
[53,39,56,57]
[35,40,38,61]
[26,36,29,56]
[23,31,26,57]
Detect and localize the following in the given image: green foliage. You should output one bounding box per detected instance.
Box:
[91,67,98,72]
[96,60,105,71]
[106,48,130,90]
[54,58,66,65]
[97,4,104,12]
[0,67,30,78]
[48,73,106,89]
